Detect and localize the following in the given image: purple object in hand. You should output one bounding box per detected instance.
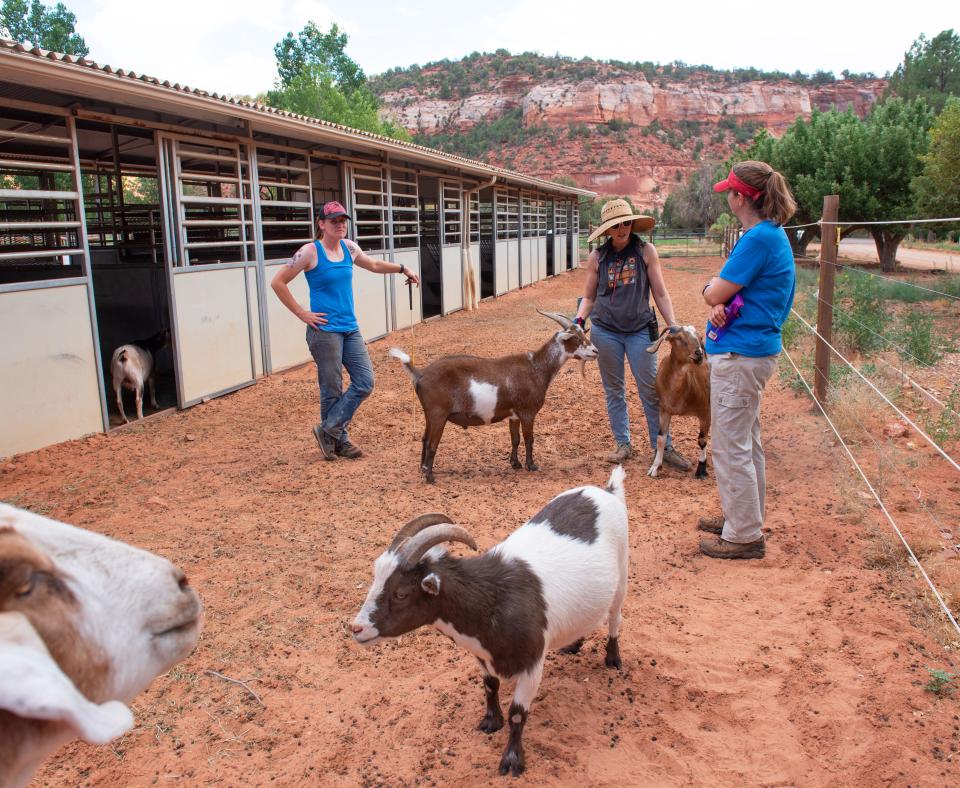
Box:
[706,293,745,342]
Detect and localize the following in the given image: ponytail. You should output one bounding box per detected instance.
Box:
[732,161,797,226]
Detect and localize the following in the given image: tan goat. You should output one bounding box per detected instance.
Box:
[645,325,711,478]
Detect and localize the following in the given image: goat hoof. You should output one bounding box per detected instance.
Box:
[604,636,622,669]
[424,474,436,484]
[510,460,522,470]
[695,462,708,479]
[525,462,539,472]
[559,637,584,655]
[478,714,504,734]
[646,466,659,478]
[498,748,525,777]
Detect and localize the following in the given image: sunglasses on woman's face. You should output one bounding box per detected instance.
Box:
[615,220,634,229]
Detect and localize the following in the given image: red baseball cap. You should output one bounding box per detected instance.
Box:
[319,200,353,220]
[713,169,762,201]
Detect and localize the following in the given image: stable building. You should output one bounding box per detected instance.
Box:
[0,40,590,457]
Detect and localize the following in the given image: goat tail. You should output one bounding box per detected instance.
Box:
[388,347,421,385]
[605,465,626,504]
[117,349,128,364]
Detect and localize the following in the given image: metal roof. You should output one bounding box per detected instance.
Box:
[0,39,594,198]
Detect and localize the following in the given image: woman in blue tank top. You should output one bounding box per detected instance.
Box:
[271,201,420,460]
[698,161,797,560]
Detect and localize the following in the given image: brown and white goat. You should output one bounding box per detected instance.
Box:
[0,504,201,787]
[390,310,597,483]
[645,325,711,479]
[110,327,170,423]
[352,466,628,776]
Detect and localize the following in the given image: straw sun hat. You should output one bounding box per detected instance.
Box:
[587,198,655,243]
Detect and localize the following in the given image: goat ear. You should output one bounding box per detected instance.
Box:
[0,612,134,744]
[646,327,671,353]
[420,572,441,596]
[557,330,575,341]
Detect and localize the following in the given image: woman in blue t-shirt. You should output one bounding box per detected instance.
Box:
[698,161,797,560]
[271,201,419,460]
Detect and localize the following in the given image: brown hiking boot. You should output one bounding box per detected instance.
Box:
[699,536,765,560]
[605,443,633,463]
[697,515,725,535]
[313,424,337,460]
[335,439,363,459]
[663,447,691,472]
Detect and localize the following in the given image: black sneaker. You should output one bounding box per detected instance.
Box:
[313,425,337,460]
[335,439,363,459]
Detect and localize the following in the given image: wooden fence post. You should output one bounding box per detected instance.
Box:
[813,195,839,407]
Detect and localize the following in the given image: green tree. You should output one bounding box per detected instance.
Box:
[0,0,87,55]
[745,101,933,270]
[268,22,408,141]
[661,164,726,231]
[913,96,960,220]
[887,30,960,113]
[274,22,364,93]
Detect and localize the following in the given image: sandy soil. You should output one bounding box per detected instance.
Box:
[4,258,960,787]
[808,238,960,273]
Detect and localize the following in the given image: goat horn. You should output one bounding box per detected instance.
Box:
[646,326,672,354]
[398,523,477,569]
[536,308,573,330]
[388,513,454,553]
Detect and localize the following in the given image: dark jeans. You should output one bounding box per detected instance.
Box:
[306,327,375,442]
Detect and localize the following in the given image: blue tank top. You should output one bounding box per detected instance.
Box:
[303,240,358,333]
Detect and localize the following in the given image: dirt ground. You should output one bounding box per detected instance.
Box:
[4,258,960,787]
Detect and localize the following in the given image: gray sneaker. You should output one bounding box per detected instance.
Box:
[313,425,337,460]
[663,447,691,472]
[605,443,633,463]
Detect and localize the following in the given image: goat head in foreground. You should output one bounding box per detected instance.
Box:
[389,309,597,483]
[352,466,628,776]
[646,325,710,479]
[0,504,202,788]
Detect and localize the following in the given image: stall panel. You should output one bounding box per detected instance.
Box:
[555,236,566,271]
[508,242,520,291]
[392,248,422,330]
[441,245,463,315]
[537,237,547,280]
[520,238,534,287]
[468,242,481,303]
[354,253,389,340]
[495,240,509,295]
[0,285,104,457]
[247,265,263,377]
[172,267,255,404]
[265,261,312,371]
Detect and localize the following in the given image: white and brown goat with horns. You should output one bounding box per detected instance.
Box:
[390,309,597,483]
[351,466,629,776]
[646,325,711,478]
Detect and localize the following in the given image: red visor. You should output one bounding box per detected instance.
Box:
[713,170,762,200]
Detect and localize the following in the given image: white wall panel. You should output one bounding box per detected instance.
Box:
[246,266,263,377]
[391,249,422,330]
[0,286,103,457]
[495,240,509,295]
[441,245,463,314]
[173,267,254,404]
[508,242,520,291]
[537,238,547,280]
[265,261,312,372]
[354,252,389,340]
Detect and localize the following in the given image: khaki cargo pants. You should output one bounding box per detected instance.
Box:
[708,352,779,544]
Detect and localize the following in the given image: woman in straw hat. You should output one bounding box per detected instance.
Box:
[696,161,796,560]
[573,198,690,469]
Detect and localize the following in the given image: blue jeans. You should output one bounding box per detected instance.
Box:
[306,327,375,441]
[590,322,671,451]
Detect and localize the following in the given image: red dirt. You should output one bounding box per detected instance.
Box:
[4,258,959,786]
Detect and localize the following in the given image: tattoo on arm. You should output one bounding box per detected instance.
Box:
[287,250,302,269]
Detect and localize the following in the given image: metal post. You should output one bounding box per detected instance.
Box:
[813,195,839,407]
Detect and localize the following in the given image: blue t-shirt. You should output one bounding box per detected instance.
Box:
[303,240,359,333]
[705,221,795,357]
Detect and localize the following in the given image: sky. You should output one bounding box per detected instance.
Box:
[61,0,957,98]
